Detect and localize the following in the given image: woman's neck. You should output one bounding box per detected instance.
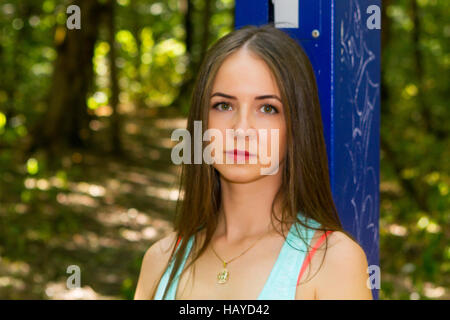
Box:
[215,171,284,244]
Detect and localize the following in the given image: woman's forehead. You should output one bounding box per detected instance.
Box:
[211,49,280,97]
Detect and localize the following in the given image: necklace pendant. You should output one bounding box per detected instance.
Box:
[217,268,229,284]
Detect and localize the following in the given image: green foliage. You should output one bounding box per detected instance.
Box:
[379,0,449,300]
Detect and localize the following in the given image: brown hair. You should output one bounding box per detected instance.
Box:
[151,24,355,299]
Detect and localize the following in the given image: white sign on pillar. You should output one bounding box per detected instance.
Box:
[272,0,299,28]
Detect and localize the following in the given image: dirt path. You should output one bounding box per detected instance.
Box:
[0,109,187,299]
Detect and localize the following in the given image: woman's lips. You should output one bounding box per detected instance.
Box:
[225,149,256,161]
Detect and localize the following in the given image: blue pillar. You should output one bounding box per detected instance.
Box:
[235,0,380,299]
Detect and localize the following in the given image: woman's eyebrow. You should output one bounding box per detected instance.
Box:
[211,92,282,102]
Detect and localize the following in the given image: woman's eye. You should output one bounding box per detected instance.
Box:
[260,104,278,114]
[213,102,232,111]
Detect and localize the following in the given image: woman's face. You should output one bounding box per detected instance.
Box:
[207,48,287,183]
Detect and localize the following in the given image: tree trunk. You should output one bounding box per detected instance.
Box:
[171,0,194,113]
[199,0,213,63]
[131,1,146,110]
[173,0,213,113]
[410,0,446,139]
[26,0,103,155]
[380,0,429,212]
[106,0,122,154]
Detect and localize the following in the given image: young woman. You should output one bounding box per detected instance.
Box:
[134,24,373,300]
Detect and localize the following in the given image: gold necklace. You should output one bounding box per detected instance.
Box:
[210,224,271,284]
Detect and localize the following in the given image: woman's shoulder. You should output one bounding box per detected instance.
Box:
[144,230,180,264]
[316,230,368,267]
[301,230,373,299]
[134,231,179,299]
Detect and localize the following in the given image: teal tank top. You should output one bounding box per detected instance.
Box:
[154,212,321,300]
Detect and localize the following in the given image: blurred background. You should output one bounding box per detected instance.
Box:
[0,0,448,300]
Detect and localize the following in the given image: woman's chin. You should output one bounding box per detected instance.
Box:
[214,164,268,183]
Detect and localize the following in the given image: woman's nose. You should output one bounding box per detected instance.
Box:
[233,104,253,132]
[230,105,258,145]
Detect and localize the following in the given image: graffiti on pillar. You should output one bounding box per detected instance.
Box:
[338,0,380,259]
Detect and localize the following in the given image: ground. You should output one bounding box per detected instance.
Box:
[0,106,185,299]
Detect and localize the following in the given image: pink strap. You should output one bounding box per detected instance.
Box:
[175,235,182,250]
[169,235,182,260]
[297,230,333,286]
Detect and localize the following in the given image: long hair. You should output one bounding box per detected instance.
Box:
[151,24,355,299]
